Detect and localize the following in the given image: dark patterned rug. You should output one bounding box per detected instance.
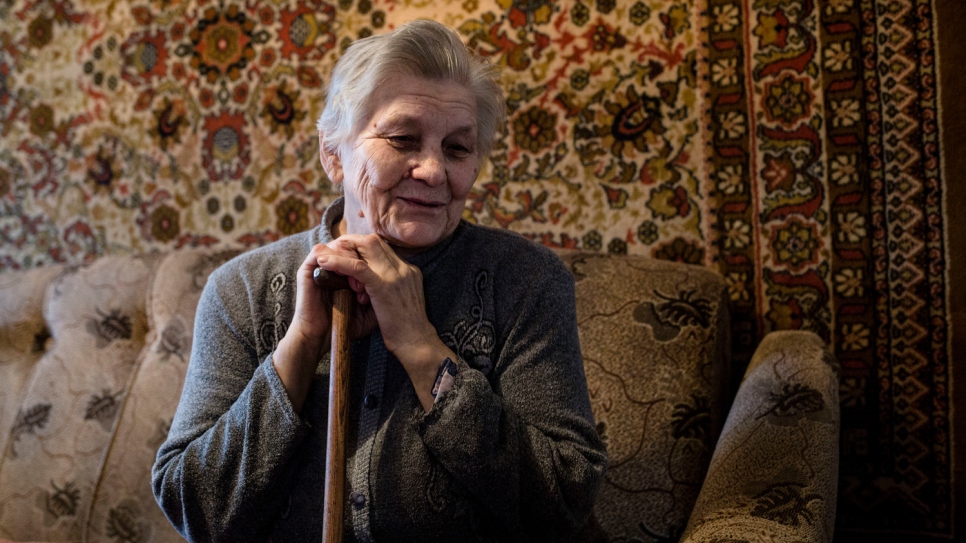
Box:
[706,0,954,538]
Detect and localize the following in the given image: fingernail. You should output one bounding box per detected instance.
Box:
[317,256,328,265]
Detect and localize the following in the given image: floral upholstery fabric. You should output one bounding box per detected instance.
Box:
[681,331,839,543]
[0,266,62,472]
[559,252,730,542]
[85,249,239,543]
[0,255,155,542]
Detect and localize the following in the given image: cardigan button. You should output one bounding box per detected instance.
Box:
[363,394,379,409]
[349,491,366,509]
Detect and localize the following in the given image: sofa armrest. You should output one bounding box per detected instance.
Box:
[680,331,839,543]
[558,252,731,541]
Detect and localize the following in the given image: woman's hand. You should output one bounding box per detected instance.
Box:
[273,243,375,414]
[316,234,457,411]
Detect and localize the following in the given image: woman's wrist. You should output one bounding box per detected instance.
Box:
[273,325,330,414]
[393,337,458,412]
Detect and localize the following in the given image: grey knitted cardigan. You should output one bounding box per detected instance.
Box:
[152,198,607,543]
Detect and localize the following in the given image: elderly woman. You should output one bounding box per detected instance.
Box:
[152,19,606,543]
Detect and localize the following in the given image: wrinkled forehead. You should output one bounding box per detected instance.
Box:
[359,76,479,137]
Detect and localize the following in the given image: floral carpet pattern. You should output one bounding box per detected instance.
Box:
[0,0,954,539]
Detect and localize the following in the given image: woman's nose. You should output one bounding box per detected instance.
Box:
[410,149,446,186]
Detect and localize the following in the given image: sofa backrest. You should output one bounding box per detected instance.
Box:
[0,265,63,466]
[0,249,729,543]
[0,249,238,543]
[85,249,240,543]
[0,255,156,541]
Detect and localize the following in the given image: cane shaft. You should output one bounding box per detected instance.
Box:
[322,289,352,543]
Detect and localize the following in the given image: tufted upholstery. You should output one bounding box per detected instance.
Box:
[0,255,157,541]
[0,248,838,543]
[0,265,63,466]
[84,249,240,543]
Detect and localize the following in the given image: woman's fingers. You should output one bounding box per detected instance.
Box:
[317,235,435,356]
[324,235,405,277]
[325,235,419,304]
[315,252,376,290]
[317,235,408,303]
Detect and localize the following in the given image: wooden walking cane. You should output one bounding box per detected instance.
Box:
[313,267,353,543]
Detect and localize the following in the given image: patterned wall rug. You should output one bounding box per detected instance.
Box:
[0,0,955,539]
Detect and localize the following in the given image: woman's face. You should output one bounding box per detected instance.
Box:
[322,76,482,252]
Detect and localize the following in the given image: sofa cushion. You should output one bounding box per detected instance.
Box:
[559,252,729,542]
[0,266,62,464]
[86,248,239,543]
[0,255,155,542]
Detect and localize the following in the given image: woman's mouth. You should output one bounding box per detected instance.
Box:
[399,197,445,208]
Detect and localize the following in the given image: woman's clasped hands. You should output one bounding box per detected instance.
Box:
[274,233,455,414]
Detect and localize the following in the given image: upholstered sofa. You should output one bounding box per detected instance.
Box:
[0,247,839,543]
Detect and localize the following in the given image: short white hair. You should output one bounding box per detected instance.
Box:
[316,19,505,158]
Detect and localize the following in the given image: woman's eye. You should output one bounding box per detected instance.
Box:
[447,144,472,157]
[388,135,416,147]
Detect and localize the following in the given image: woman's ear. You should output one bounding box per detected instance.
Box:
[318,132,344,185]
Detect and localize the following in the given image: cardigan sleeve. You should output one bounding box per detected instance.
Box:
[151,264,311,543]
[417,251,607,541]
